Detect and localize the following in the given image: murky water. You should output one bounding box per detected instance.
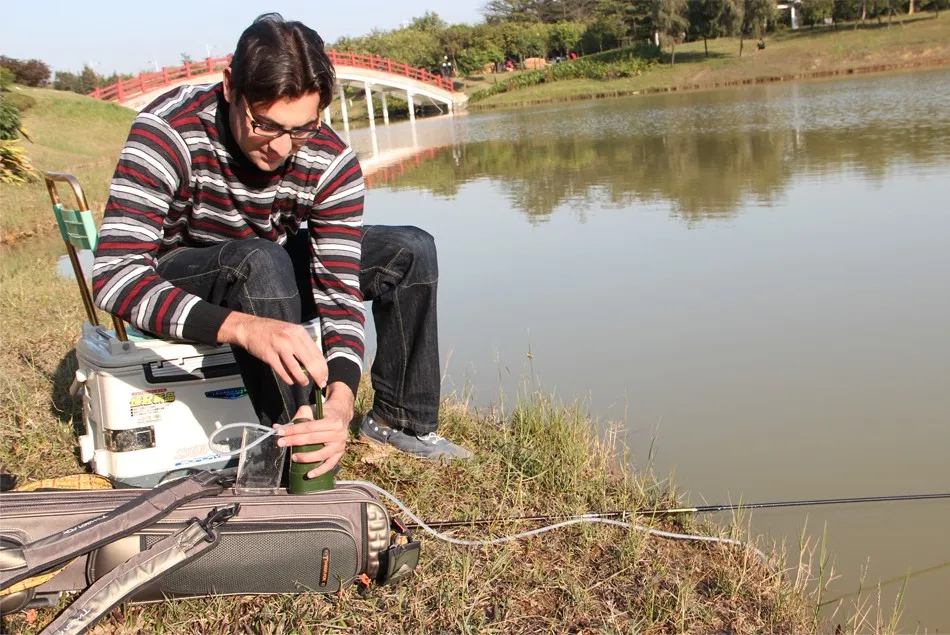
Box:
[354,69,950,630]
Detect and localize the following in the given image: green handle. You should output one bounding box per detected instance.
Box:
[288,383,334,494]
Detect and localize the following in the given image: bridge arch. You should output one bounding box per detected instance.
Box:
[89,51,467,128]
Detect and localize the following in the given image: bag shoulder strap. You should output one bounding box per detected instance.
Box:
[40,505,238,635]
[0,471,228,591]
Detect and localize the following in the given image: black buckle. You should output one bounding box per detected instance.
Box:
[190,503,240,543]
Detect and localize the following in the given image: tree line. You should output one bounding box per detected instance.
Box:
[333,0,946,74]
[0,56,135,96]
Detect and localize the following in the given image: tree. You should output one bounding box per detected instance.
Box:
[0,56,51,87]
[80,65,99,94]
[799,0,834,25]
[181,53,194,65]
[440,24,473,74]
[582,16,624,52]
[410,11,448,32]
[651,0,690,64]
[689,0,741,56]
[483,0,601,24]
[515,24,548,63]
[548,22,586,56]
[483,0,544,22]
[739,0,775,57]
[54,71,82,93]
[593,0,652,44]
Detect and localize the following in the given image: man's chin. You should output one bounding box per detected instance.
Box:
[253,153,286,172]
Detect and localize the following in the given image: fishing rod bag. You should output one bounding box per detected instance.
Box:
[0,472,420,632]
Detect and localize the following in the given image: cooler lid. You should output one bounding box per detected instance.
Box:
[74,320,321,369]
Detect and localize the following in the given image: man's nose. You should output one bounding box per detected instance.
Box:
[270,133,293,157]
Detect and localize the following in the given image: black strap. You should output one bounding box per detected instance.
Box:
[0,472,228,591]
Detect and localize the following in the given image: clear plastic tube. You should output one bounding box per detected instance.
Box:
[208,423,769,564]
[341,480,770,563]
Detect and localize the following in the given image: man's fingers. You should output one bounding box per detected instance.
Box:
[278,425,346,448]
[277,348,309,386]
[303,451,343,479]
[292,442,341,464]
[265,353,294,386]
[292,330,327,387]
[291,405,313,423]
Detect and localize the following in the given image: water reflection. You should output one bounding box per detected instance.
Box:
[355,69,950,224]
[378,116,949,222]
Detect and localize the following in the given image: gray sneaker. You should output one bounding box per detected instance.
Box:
[359,411,472,461]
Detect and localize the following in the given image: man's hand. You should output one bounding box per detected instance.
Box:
[275,383,355,478]
[218,312,327,388]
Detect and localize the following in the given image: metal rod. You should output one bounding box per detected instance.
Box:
[411,492,950,530]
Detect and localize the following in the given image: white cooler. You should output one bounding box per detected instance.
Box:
[72,321,320,487]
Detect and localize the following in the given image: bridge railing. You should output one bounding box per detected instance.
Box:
[326,51,453,93]
[88,50,453,104]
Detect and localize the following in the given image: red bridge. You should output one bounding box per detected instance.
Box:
[89,51,465,128]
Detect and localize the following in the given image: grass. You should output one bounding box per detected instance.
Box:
[0,253,818,633]
[0,86,134,242]
[471,13,950,109]
[0,79,908,635]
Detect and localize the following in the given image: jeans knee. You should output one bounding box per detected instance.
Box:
[221,239,298,301]
[399,226,438,280]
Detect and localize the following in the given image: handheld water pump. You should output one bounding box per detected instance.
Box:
[288,382,335,494]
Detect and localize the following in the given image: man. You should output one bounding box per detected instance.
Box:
[92,13,470,482]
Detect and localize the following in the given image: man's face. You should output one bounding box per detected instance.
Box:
[224,71,321,172]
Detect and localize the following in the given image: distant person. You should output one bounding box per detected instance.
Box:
[757,38,766,51]
[92,13,472,478]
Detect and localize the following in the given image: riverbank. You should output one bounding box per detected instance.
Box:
[0,235,829,633]
[468,14,950,109]
[0,83,847,633]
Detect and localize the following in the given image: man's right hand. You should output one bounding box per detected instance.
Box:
[218,312,327,388]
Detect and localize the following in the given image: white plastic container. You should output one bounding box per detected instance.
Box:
[73,321,320,487]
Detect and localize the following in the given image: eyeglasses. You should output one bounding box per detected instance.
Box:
[243,100,321,140]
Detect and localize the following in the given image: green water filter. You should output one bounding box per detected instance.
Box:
[288,384,335,494]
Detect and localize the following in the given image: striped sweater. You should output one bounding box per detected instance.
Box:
[92,83,365,394]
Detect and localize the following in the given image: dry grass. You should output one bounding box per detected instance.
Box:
[472,13,950,109]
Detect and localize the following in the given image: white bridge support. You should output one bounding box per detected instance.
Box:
[338,85,349,133]
[335,67,466,129]
[364,82,376,132]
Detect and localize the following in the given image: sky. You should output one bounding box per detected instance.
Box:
[1,0,485,75]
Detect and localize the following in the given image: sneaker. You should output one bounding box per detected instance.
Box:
[359,411,472,462]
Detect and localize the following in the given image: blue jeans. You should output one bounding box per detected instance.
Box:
[156,226,440,434]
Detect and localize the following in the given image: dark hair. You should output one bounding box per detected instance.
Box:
[230,13,334,110]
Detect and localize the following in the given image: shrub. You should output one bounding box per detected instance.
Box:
[469,45,659,102]
[0,95,37,184]
[0,67,14,91]
[4,91,37,113]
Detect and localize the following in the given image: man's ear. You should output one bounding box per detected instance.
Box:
[222,67,233,104]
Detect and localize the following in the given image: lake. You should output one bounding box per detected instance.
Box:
[352,68,950,631]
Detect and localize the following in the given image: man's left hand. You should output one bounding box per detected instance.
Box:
[275,382,355,478]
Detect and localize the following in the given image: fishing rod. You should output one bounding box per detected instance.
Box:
[409,491,950,530]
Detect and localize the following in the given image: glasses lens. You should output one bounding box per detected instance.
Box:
[290,126,320,140]
[255,123,283,137]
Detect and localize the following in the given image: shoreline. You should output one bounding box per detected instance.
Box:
[468,56,950,111]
